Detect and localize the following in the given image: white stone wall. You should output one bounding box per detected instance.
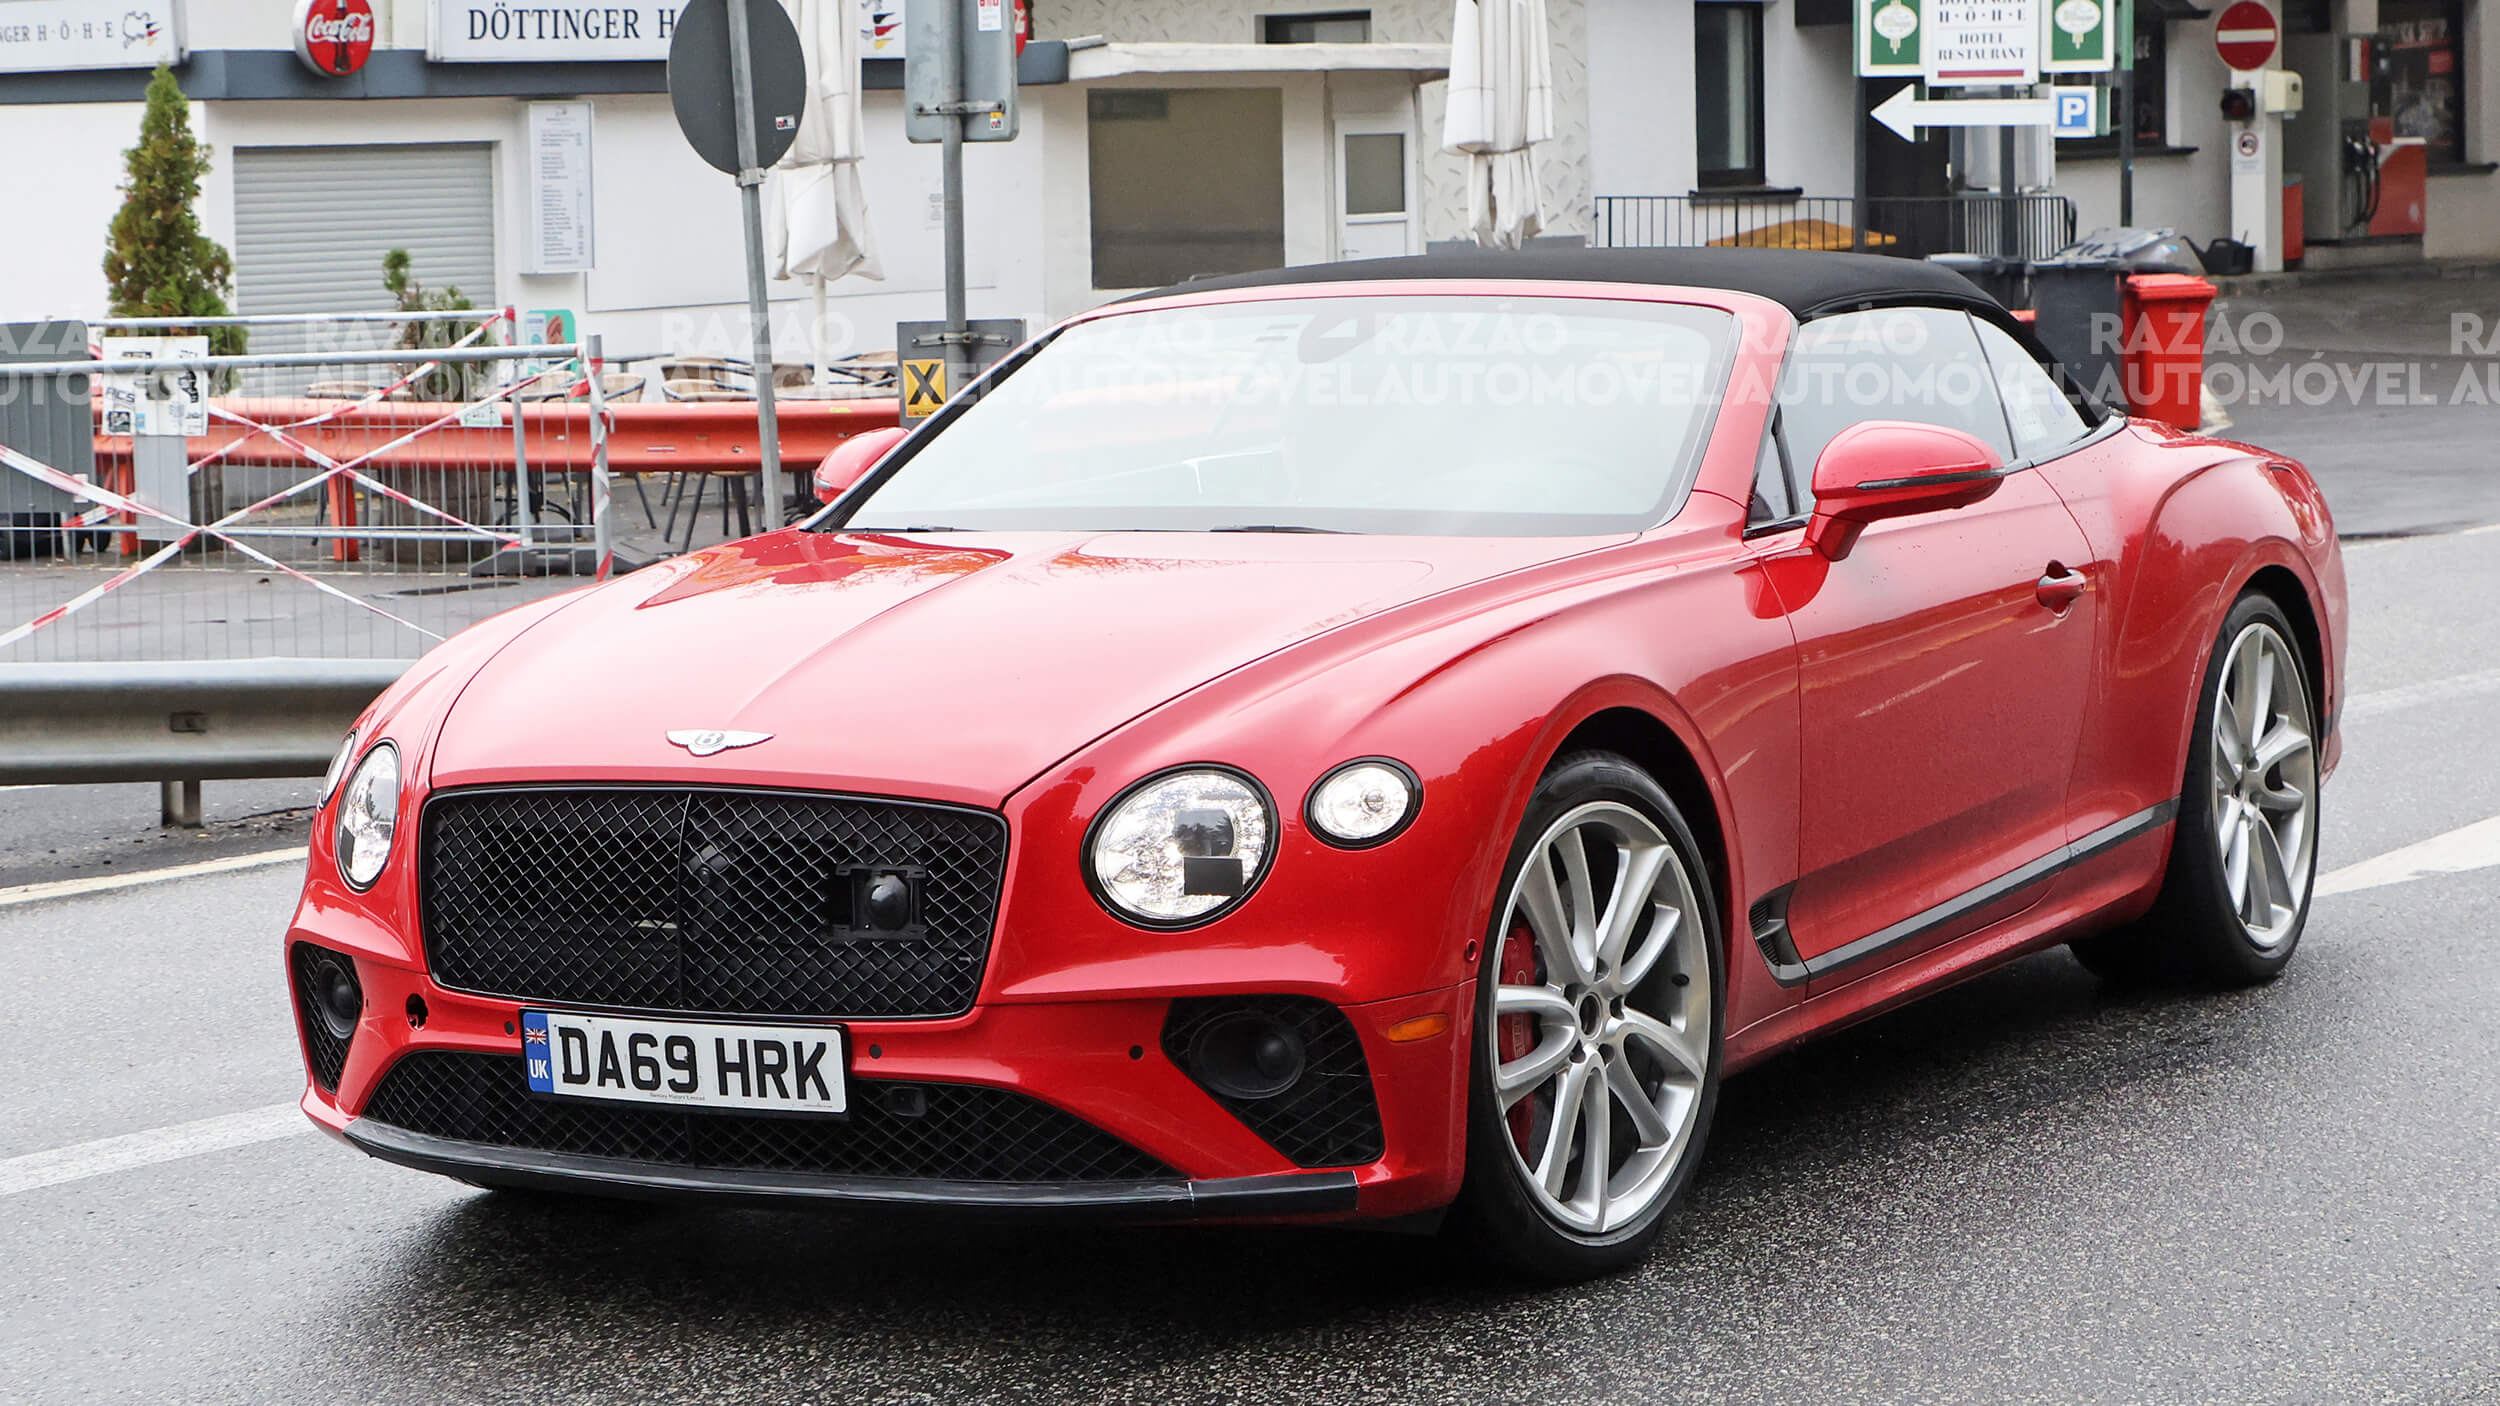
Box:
[1039,0,1596,240]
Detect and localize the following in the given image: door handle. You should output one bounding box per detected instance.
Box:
[2036,563,2087,613]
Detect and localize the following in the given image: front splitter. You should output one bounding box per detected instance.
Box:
[344,1118,1361,1220]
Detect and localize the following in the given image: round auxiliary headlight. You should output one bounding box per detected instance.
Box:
[334,742,400,891]
[1088,768,1274,927]
[318,729,357,806]
[1306,759,1421,848]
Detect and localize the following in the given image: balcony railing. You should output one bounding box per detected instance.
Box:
[1593,194,2079,264]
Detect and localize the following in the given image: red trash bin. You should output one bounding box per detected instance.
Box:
[2120,273,2216,431]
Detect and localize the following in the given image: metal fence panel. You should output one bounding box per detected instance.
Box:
[1594,194,2079,266]
[0,321,609,663]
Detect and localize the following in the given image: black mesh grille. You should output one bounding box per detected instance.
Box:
[1162,997,1386,1169]
[361,1050,1175,1183]
[421,787,1009,1019]
[291,943,357,1093]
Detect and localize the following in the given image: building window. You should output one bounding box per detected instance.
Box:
[2054,2,2170,153]
[1262,10,1371,43]
[1088,88,1287,289]
[2379,0,2467,164]
[2124,7,2169,147]
[1694,2,1766,188]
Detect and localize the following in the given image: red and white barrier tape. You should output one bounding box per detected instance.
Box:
[5,323,606,652]
[177,312,512,482]
[0,444,442,653]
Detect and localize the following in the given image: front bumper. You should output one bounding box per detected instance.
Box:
[294,931,1473,1222]
[342,1116,1360,1219]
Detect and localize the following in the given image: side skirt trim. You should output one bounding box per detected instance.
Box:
[1765,800,2180,987]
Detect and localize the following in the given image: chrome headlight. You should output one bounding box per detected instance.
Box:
[1305,759,1421,848]
[1087,767,1274,927]
[334,742,401,890]
[318,729,357,806]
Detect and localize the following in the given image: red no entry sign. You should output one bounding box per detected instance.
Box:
[2215,1,2279,72]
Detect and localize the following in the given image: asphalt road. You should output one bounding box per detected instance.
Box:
[2218,267,2500,538]
[7,271,2499,1401]
[0,523,2495,1405]
[0,777,321,890]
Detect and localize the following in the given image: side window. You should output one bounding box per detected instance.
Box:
[1747,413,1797,527]
[1972,316,2093,462]
[1777,307,2016,478]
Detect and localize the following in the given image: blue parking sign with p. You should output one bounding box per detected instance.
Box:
[2053,88,2104,140]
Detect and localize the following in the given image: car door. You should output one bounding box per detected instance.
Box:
[1753,307,2101,983]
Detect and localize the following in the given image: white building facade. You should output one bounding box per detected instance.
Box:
[3,0,2494,362]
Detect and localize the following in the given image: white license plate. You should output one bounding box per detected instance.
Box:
[522,1010,847,1115]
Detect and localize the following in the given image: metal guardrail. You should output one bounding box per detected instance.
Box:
[1594,194,2079,263]
[0,657,403,823]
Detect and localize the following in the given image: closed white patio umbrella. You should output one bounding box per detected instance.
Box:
[1443,0,1555,249]
[769,0,885,383]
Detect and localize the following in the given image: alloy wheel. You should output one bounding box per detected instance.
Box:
[2210,621,2317,951]
[1489,801,1711,1236]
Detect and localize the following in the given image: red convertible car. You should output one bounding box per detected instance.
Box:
[287,249,2344,1280]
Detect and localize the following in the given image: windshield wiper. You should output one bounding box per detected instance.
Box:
[1207,524,1350,534]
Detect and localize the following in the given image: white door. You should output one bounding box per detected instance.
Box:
[1335,118,1417,261]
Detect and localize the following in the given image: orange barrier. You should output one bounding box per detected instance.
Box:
[86,395,901,561]
[92,396,901,477]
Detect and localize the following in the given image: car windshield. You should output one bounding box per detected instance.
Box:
[829,294,1737,536]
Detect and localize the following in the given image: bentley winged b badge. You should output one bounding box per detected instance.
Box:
[666,729,773,757]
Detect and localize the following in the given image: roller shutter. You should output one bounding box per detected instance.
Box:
[232,143,498,380]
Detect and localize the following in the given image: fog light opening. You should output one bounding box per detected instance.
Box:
[312,955,363,1041]
[1189,1012,1307,1102]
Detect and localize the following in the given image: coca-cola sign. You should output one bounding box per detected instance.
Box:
[293,0,375,76]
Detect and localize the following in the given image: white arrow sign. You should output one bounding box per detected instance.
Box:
[1872,84,2056,140]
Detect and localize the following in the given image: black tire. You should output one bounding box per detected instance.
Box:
[1448,750,1725,1282]
[2072,591,2319,987]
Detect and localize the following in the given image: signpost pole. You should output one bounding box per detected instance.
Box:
[2118,0,2136,224]
[937,0,970,399]
[1852,77,1870,253]
[724,0,786,524]
[1999,98,2020,252]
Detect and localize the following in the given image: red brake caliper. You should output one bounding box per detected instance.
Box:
[1498,920,1540,1155]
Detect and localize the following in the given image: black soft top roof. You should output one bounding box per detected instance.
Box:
[1127,246,2007,322]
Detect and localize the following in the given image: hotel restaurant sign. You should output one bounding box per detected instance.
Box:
[0,1,186,73]
[428,1,680,60]
[429,1,904,60]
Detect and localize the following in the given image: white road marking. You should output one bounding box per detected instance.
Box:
[2316,813,2500,898]
[0,1103,308,1198]
[0,846,307,910]
[2344,665,2500,722]
[0,743,2487,1201]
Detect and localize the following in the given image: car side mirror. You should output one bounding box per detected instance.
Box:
[1803,421,2008,561]
[815,425,909,504]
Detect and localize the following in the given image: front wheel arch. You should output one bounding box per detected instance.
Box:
[1541,706,1737,980]
[2243,563,2329,737]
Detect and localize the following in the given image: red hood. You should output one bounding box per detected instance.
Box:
[429,528,1607,806]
